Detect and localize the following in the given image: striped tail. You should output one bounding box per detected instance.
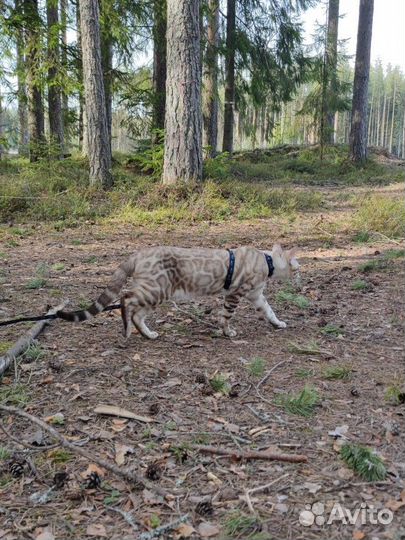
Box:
[56,259,134,323]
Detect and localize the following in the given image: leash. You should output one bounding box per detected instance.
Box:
[0,303,121,327]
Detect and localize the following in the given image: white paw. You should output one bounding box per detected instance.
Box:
[275,320,287,329]
[224,328,237,338]
[147,331,159,340]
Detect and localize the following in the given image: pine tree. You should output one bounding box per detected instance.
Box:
[79,0,112,187]
[349,0,374,163]
[152,0,166,136]
[47,0,64,158]
[222,0,236,154]
[162,0,202,184]
[203,0,219,157]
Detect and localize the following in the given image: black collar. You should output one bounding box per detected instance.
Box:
[224,249,274,290]
[224,249,235,290]
[264,253,274,277]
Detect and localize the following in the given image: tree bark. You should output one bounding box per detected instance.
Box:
[60,0,69,134]
[162,0,202,184]
[16,0,30,156]
[100,25,113,152]
[203,0,219,157]
[152,0,166,137]
[349,0,374,163]
[79,0,112,187]
[47,0,64,158]
[325,0,339,143]
[76,0,84,152]
[222,0,236,154]
[389,77,396,153]
[25,0,46,162]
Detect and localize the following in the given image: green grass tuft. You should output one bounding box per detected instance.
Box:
[25,277,47,289]
[384,384,405,405]
[320,324,344,337]
[351,279,370,291]
[324,365,352,380]
[276,290,310,309]
[224,511,262,538]
[24,343,45,362]
[353,195,405,239]
[210,373,231,394]
[0,447,11,461]
[295,367,315,379]
[340,443,386,481]
[247,357,266,377]
[0,383,29,406]
[288,340,320,355]
[276,386,319,417]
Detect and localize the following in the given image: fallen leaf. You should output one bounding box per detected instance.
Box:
[86,524,107,537]
[352,531,365,540]
[302,482,322,494]
[173,523,196,539]
[197,522,220,538]
[207,471,222,486]
[35,531,55,540]
[114,443,134,466]
[81,463,105,479]
[337,467,354,480]
[386,489,405,511]
[164,378,182,387]
[142,488,163,505]
[94,405,156,423]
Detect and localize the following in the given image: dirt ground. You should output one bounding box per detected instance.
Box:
[0,188,404,540]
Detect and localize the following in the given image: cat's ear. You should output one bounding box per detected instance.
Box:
[272,243,283,256]
[287,247,298,260]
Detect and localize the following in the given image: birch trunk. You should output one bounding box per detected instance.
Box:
[162,0,202,184]
[325,0,339,143]
[389,79,396,153]
[79,0,112,187]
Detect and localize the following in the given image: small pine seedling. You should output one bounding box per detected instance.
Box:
[351,279,370,291]
[224,512,262,538]
[25,277,47,289]
[276,386,319,417]
[276,290,310,309]
[324,365,352,380]
[288,340,320,355]
[210,373,231,394]
[340,443,386,481]
[247,357,266,377]
[321,324,344,337]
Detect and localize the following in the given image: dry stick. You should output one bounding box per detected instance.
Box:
[243,473,290,515]
[0,301,68,377]
[256,360,286,406]
[194,445,307,463]
[0,405,167,497]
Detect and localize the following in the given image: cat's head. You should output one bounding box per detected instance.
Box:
[270,244,301,286]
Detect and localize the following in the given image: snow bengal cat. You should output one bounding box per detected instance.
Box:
[56,244,301,340]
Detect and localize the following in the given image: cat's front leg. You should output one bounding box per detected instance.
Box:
[219,294,240,337]
[249,293,287,329]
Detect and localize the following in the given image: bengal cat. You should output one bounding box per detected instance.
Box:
[56,244,300,339]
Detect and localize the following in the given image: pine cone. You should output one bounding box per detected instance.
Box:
[85,471,101,489]
[145,462,161,481]
[149,402,160,416]
[195,373,208,384]
[195,500,214,517]
[9,460,25,478]
[53,471,69,489]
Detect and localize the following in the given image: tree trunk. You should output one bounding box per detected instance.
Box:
[16,0,30,156]
[25,0,46,162]
[79,0,112,187]
[222,0,236,154]
[47,0,64,158]
[349,0,374,163]
[152,0,166,137]
[60,0,69,134]
[100,29,113,152]
[325,0,339,143]
[76,0,84,152]
[162,0,202,184]
[389,78,396,153]
[203,0,219,157]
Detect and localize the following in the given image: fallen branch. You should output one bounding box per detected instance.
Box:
[0,405,167,497]
[0,301,68,377]
[193,445,307,463]
[94,404,157,424]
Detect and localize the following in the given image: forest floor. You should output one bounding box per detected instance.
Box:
[0,149,404,540]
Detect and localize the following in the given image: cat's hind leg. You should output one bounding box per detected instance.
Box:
[131,307,159,340]
[248,292,287,329]
[121,294,159,339]
[219,294,240,337]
